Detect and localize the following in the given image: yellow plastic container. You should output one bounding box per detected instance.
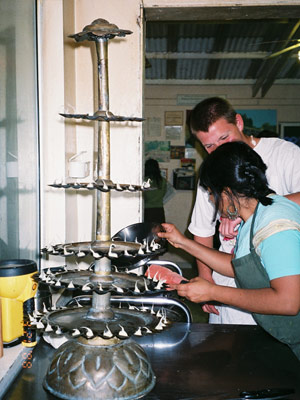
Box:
[0,260,38,345]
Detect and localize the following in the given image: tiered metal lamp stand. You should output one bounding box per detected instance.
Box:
[38,19,170,400]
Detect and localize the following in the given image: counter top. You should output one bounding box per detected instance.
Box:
[0,344,23,382]
[2,323,300,400]
[0,344,33,399]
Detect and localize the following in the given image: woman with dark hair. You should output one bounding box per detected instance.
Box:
[144,158,167,223]
[158,142,300,360]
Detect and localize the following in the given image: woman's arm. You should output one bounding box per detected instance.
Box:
[158,223,234,277]
[173,275,300,315]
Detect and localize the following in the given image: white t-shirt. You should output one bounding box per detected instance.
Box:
[188,137,300,324]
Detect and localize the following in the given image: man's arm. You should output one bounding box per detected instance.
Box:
[194,235,214,278]
[194,235,218,315]
[188,186,222,315]
[218,217,242,239]
[285,192,300,205]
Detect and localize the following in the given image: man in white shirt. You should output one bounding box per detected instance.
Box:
[188,97,300,324]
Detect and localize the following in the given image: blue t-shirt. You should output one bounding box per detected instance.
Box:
[235,195,300,280]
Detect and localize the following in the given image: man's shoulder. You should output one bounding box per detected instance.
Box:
[257,195,300,227]
[257,137,300,154]
[255,137,300,167]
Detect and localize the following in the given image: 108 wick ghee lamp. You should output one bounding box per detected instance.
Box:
[36,18,173,400]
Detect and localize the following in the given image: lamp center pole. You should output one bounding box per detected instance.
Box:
[95,38,111,241]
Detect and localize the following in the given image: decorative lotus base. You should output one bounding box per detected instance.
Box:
[43,336,156,400]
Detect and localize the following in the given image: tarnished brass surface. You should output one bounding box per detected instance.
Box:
[60,111,144,121]
[41,240,141,257]
[69,18,132,41]
[78,335,120,346]
[43,306,160,339]
[46,270,150,291]
[41,223,167,266]
[48,180,150,191]
[95,37,111,242]
[66,240,141,254]
[43,338,155,400]
[87,291,115,320]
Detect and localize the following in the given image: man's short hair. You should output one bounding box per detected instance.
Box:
[189,97,237,133]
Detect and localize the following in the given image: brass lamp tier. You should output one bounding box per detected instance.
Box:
[38,267,167,295]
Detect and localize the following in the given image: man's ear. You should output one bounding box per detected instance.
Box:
[236,114,244,132]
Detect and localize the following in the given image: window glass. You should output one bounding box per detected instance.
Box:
[0,0,39,264]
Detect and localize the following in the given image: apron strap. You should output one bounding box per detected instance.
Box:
[253,219,300,255]
[249,202,260,251]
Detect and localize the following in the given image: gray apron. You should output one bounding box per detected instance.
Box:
[232,203,300,361]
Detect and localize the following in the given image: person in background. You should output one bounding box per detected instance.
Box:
[158,141,300,361]
[144,158,167,224]
[188,97,300,325]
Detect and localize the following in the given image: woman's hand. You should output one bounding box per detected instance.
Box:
[158,223,186,248]
[170,276,215,304]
